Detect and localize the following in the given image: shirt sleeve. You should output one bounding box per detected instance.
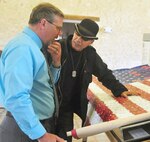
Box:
[2,46,46,140]
[50,64,61,84]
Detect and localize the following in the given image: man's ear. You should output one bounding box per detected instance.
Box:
[90,40,94,44]
[39,18,47,29]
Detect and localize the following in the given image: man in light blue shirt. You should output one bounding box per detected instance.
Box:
[0,2,65,142]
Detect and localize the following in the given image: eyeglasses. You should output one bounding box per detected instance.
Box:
[75,31,92,41]
[47,20,62,32]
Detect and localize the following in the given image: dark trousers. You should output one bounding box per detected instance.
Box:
[0,112,55,142]
[56,111,74,142]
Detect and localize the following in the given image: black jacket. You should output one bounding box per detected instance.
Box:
[55,36,128,122]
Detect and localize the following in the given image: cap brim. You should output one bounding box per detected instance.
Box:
[75,24,98,40]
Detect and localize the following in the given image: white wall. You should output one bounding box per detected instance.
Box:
[0,0,150,69]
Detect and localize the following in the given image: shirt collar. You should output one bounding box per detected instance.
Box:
[23,26,43,49]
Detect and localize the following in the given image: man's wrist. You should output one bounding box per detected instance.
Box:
[38,133,47,142]
[52,63,61,68]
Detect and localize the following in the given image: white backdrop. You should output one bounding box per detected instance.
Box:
[0,0,150,69]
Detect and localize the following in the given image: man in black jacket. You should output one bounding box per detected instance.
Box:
[47,19,137,142]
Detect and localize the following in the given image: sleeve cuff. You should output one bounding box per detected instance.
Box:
[50,64,61,83]
[23,122,46,140]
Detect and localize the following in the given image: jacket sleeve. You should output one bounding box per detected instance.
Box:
[91,49,128,97]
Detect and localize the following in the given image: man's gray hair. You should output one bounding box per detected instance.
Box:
[29,2,64,24]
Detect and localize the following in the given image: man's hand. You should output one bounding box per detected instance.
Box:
[121,90,140,98]
[38,132,66,142]
[47,41,61,68]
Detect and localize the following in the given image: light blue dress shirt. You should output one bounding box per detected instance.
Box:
[0,27,60,140]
